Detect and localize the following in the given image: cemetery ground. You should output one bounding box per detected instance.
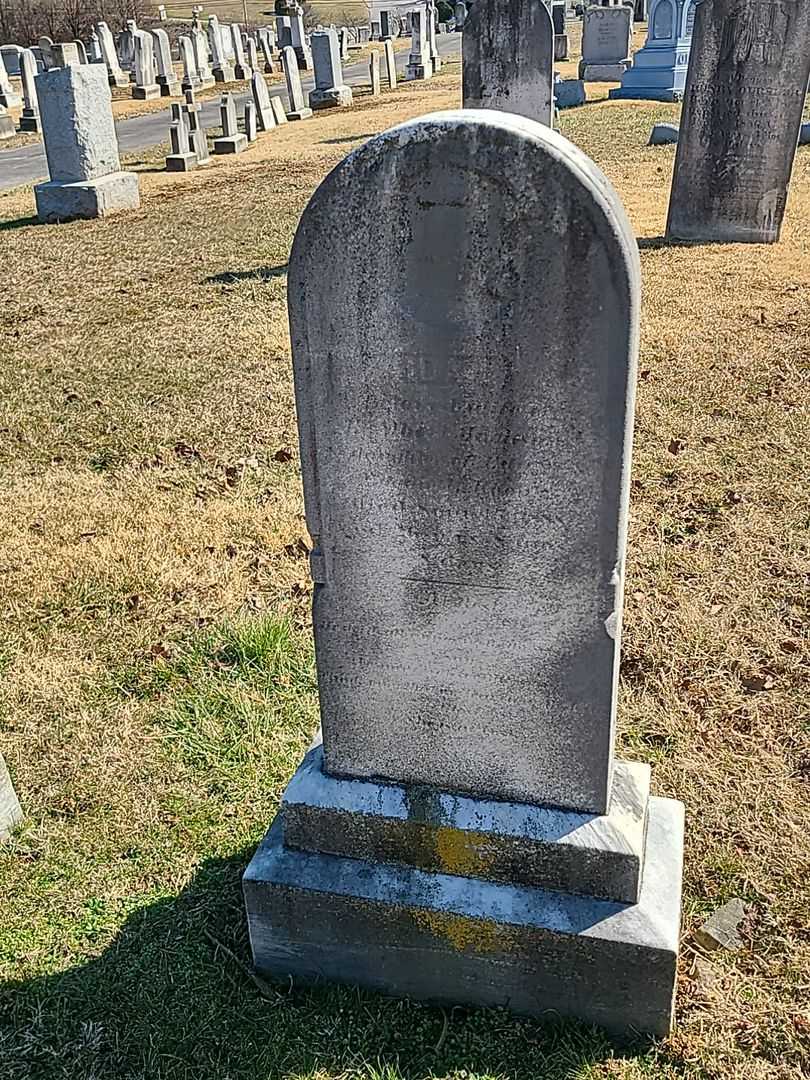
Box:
[0,56,808,1080]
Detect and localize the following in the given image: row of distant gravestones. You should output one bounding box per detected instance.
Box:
[165,33,400,174]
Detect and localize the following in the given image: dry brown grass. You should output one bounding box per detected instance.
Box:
[0,46,808,1080]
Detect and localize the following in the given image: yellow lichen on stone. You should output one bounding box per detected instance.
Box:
[412,908,506,954]
[434,826,495,877]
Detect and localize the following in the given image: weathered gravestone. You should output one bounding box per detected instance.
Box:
[380,9,394,37]
[290,5,312,69]
[244,97,258,141]
[463,0,554,126]
[0,105,14,140]
[369,48,381,95]
[455,1,468,28]
[383,38,397,87]
[180,35,201,91]
[270,94,287,125]
[34,63,140,222]
[152,27,180,96]
[252,70,276,130]
[0,753,22,841]
[666,0,810,243]
[231,23,252,80]
[0,49,22,108]
[96,22,129,88]
[243,109,685,1036]
[213,91,247,153]
[610,0,694,101]
[209,16,235,82]
[19,48,41,132]
[166,102,196,170]
[579,4,633,80]
[258,28,275,72]
[552,1,569,59]
[407,6,432,78]
[73,39,89,64]
[183,87,209,162]
[133,31,160,99]
[427,0,442,72]
[192,28,215,87]
[310,28,353,108]
[282,44,312,118]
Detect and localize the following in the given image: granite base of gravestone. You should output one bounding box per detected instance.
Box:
[166,107,197,171]
[609,0,692,101]
[666,0,810,243]
[34,63,139,223]
[242,109,685,1037]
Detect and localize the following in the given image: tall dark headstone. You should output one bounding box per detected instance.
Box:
[666,0,810,243]
[462,0,554,125]
[243,110,685,1036]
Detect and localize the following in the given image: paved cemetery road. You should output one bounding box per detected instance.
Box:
[0,34,461,193]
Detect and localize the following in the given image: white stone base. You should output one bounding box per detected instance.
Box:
[287,107,313,120]
[166,151,197,171]
[132,83,161,100]
[213,133,248,154]
[309,85,353,109]
[579,61,630,82]
[34,171,140,223]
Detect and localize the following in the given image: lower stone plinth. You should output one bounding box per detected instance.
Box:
[166,151,197,171]
[287,107,313,121]
[34,171,140,223]
[132,83,161,100]
[0,113,15,139]
[282,746,650,902]
[579,62,629,82]
[244,796,684,1036]
[309,86,354,109]
[213,133,248,154]
[407,64,431,80]
[213,65,236,82]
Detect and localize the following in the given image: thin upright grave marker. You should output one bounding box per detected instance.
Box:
[244,109,685,1036]
[462,0,554,126]
[282,45,312,118]
[666,0,810,243]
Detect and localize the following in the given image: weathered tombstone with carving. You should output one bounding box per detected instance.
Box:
[243,109,685,1036]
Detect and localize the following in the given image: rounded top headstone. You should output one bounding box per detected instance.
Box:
[290,110,640,814]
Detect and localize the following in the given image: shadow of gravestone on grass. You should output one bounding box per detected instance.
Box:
[243,109,685,1037]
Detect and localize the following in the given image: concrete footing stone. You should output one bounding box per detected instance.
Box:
[244,796,684,1036]
[287,106,313,120]
[213,132,248,153]
[166,151,197,171]
[0,112,16,138]
[309,85,353,109]
[132,83,161,100]
[579,62,629,81]
[34,170,140,223]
